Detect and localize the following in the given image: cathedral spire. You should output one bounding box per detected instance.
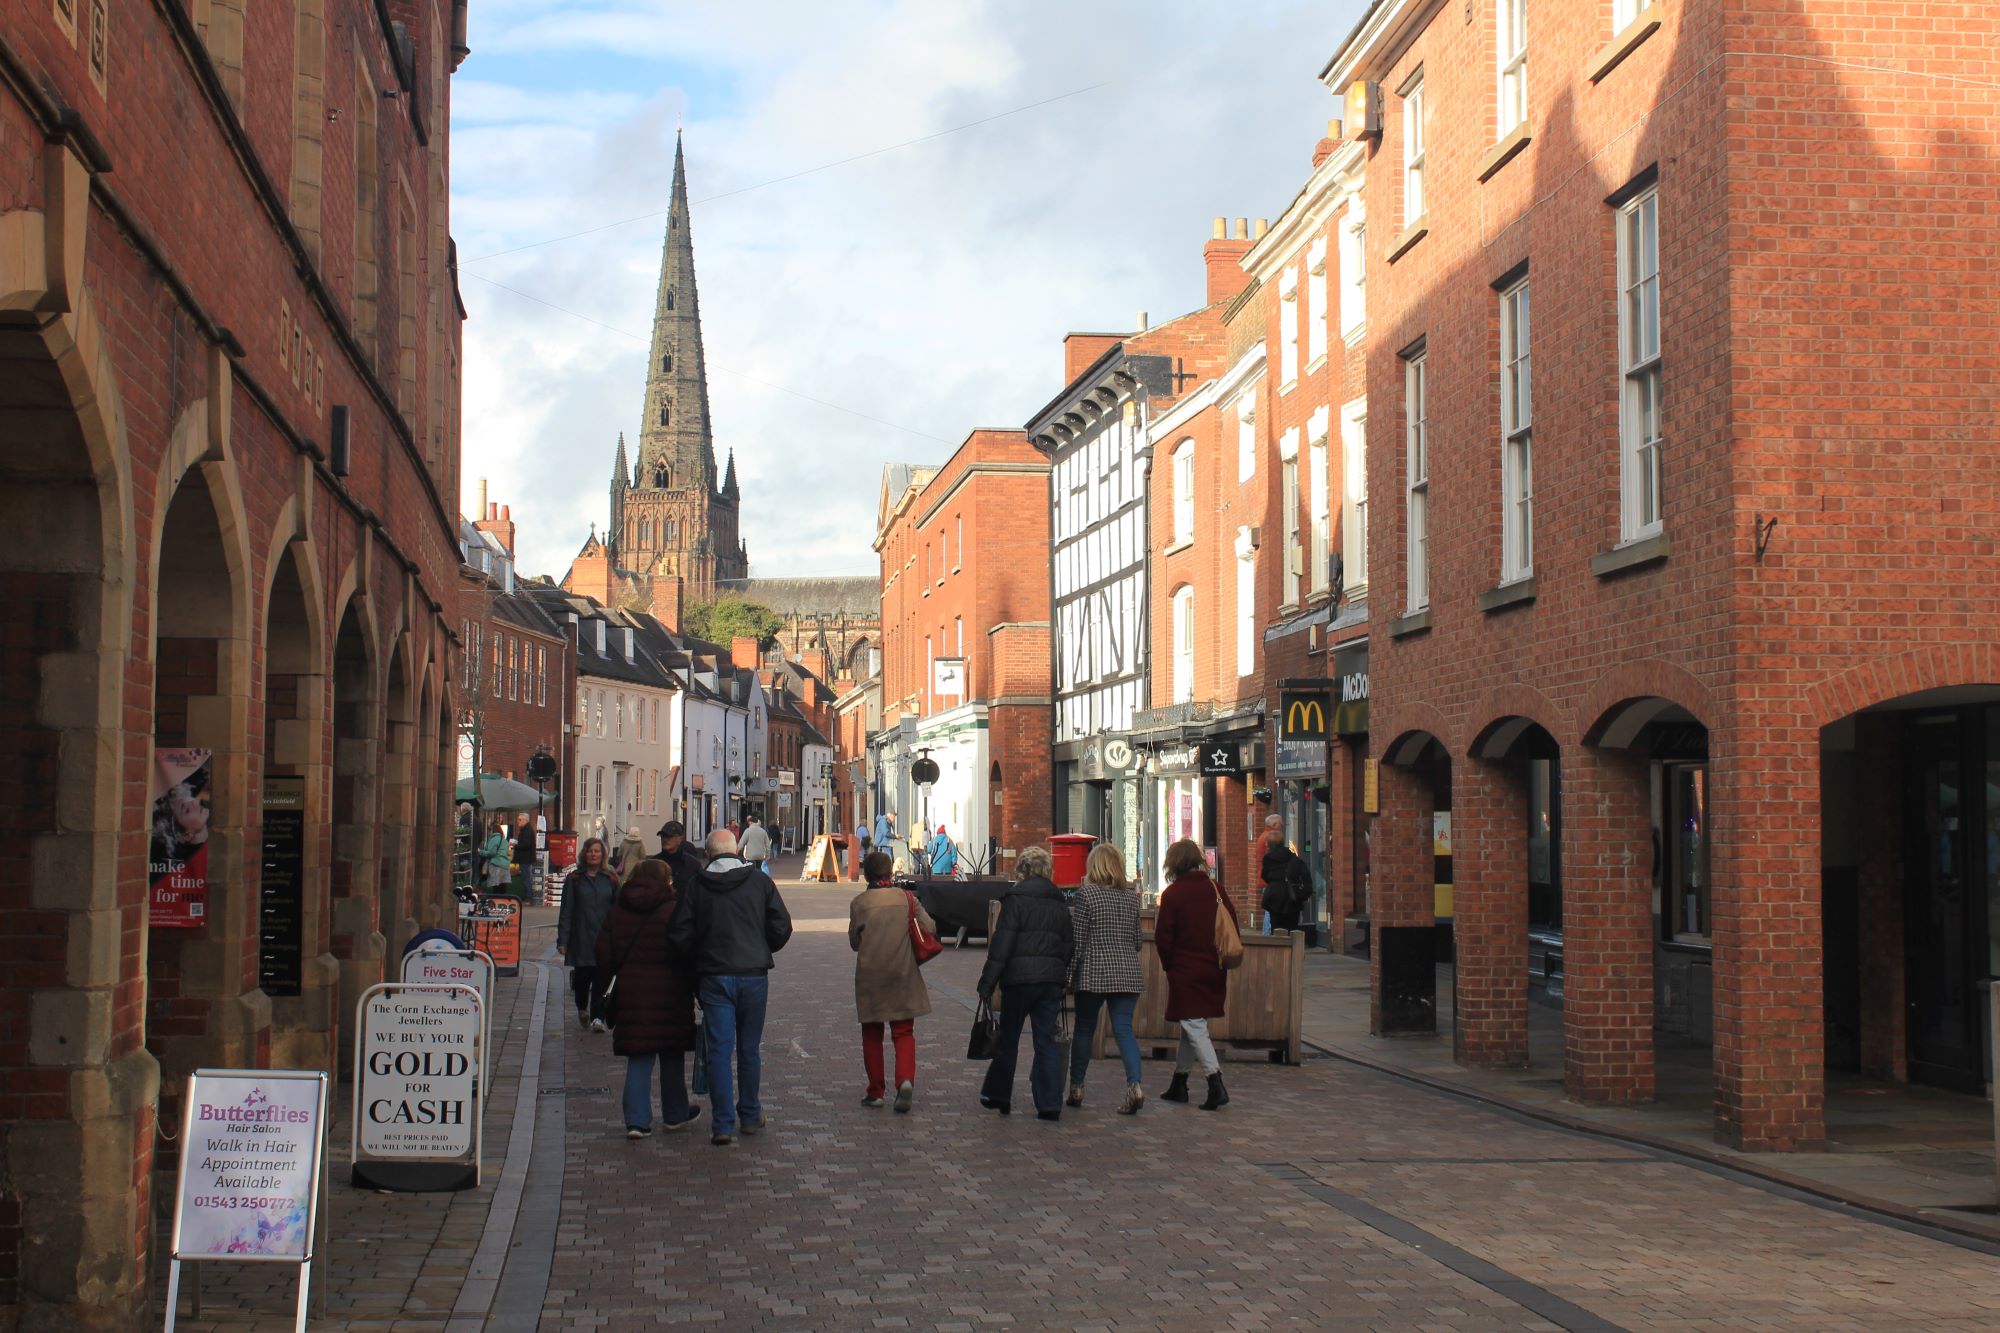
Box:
[722,449,739,501]
[608,432,629,548]
[636,131,719,497]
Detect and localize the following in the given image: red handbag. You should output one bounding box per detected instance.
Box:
[906,891,943,965]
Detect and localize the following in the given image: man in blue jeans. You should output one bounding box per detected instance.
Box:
[974,847,1074,1120]
[665,828,794,1145]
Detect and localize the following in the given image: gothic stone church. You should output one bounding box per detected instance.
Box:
[563,136,878,682]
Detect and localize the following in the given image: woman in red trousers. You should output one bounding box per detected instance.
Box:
[1151,839,1232,1110]
[848,850,937,1112]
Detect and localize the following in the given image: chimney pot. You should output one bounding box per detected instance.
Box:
[1212,216,1226,239]
[487,501,497,520]
[501,504,510,520]
[1234,218,1248,240]
[476,477,488,518]
[1136,311,1149,332]
[1254,218,1269,238]
[1327,117,1341,138]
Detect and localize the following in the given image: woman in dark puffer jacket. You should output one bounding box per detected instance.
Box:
[594,859,700,1138]
[975,845,1074,1120]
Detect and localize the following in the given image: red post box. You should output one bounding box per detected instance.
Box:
[1048,833,1098,889]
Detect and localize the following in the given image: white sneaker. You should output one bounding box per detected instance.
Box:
[590,1018,607,1033]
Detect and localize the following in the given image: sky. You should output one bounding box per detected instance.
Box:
[453,0,1369,581]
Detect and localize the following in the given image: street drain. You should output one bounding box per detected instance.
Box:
[539,1086,608,1096]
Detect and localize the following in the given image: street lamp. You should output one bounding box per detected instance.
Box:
[911,749,939,880]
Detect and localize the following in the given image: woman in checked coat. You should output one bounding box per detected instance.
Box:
[1065,844,1147,1114]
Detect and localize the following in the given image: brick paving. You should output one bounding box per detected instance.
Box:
[539,886,2000,1331]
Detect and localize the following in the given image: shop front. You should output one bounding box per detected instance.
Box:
[1277,643,1373,953]
[1062,732,1142,883]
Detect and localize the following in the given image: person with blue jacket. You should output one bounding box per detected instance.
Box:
[929,825,958,877]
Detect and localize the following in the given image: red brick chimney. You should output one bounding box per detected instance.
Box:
[800,649,829,681]
[731,636,760,670]
[1063,332,1125,384]
[1204,216,1257,306]
[1312,117,1342,169]
[474,500,517,556]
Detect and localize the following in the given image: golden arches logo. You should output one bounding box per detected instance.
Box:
[1283,696,1327,738]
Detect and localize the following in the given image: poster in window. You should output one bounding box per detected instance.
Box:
[150,748,214,929]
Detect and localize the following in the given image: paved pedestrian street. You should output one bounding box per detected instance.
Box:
[531,886,2000,1331]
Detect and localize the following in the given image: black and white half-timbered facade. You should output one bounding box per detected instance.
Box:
[1027,348,1175,867]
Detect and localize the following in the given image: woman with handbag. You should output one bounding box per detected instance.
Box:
[1065,844,1147,1115]
[592,858,700,1139]
[848,850,939,1113]
[556,837,620,1032]
[975,845,1074,1121]
[1152,839,1236,1111]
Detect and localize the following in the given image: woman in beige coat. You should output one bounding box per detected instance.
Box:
[849,850,936,1112]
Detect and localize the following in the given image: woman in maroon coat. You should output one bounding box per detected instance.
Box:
[594,859,700,1137]
[1151,839,1232,1111]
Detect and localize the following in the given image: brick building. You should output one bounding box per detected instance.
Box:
[873,434,1051,875]
[0,0,467,1321]
[1328,0,2000,1151]
[457,492,576,832]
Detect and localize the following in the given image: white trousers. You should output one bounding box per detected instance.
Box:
[1174,1017,1220,1075]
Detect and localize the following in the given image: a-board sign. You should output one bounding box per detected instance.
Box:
[803,834,841,882]
[351,984,483,1192]
[400,946,493,1019]
[171,1069,328,1260]
[164,1068,329,1333]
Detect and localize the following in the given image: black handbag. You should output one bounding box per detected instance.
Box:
[965,998,999,1061]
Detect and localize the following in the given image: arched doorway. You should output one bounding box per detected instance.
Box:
[0,287,153,1322]
[381,638,418,950]
[1374,727,1452,1037]
[329,597,385,1064]
[260,541,335,1071]
[1575,692,1713,1108]
[1456,715,1564,1070]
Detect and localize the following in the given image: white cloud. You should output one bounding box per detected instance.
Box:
[454,0,1365,580]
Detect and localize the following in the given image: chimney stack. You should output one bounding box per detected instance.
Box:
[474,491,518,557]
[731,636,761,671]
[1204,215,1257,307]
[1312,117,1341,168]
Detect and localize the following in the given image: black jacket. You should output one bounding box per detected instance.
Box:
[1260,844,1311,920]
[649,842,707,898]
[664,855,794,977]
[976,876,1074,994]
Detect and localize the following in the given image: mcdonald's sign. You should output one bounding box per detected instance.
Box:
[1280,691,1330,740]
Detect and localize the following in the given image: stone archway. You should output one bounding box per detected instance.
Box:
[0,238,154,1322]
[329,594,385,1066]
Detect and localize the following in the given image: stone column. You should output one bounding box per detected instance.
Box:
[1453,757,1530,1068]
[1561,745,1655,1105]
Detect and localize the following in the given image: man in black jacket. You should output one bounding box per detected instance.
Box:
[1258,815,1313,935]
[976,846,1075,1120]
[665,829,794,1146]
[650,820,706,895]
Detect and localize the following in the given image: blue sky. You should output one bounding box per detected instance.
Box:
[453,1,1369,580]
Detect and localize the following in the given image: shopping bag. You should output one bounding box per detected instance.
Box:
[965,999,999,1061]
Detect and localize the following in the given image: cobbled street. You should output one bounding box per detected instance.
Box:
[531,885,2000,1331]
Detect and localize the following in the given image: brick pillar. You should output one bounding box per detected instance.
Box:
[1370,758,1436,1036]
[1562,746,1654,1104]
[1454,758,1529,1068]
[1329,741,1358,940]
[1712,725,1825,1151]
[1854,714,1905,1081]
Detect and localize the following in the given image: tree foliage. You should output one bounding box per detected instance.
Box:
[684,598,785,651]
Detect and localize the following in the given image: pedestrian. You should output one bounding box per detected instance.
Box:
[557,837,620,1032]
[975,845,1074,1120]
[1153,839,1232,1110]
[738,814,773,875]
[665,828,795,1146]
[848,850,935,1113]
[1258,813,1312,936]
[872,809,891,850]
[614,828,647,877]
[651,819,706,892]
[479,815,513,896]
[929,824,957,877]
[1065,844,1146,1115]
[850,818,869,882]
[511,814,537,901]
[592,858,701,1139]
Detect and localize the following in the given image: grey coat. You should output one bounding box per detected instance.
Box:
[848,887,936,1024]
[1068,884,1145,995]
[557,868,620,967]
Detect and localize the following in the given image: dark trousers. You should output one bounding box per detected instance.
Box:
[569,965,598,1016]
[980,983,1064,1114]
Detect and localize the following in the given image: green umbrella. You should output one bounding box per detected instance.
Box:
[455,774,546,811]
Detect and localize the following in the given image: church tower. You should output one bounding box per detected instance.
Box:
[607,132,749,597]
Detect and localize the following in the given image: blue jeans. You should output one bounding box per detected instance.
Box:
[622,1051,691,1131]
[1071,992,1142,1087]
[980,983,1064,1114]
[698,975,769,1136]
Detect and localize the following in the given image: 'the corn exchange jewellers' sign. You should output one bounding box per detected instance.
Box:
[351,983,483,1192]
[164,1068,328,1332]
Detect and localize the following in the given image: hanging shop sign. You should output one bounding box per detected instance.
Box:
[259,776,307,996]
[1078,735,1139,781]
[1279,691,1330,741]
[932,657,966,698]
[1151,743,1201,776]
[164,1067,328,1332]
[1333,643,1371,735]
[1199,742,1243,777]
[1274,735,1328,780]
[150,748,214,929]
[352,983,483,1192]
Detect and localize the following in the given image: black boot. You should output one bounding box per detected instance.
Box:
[1161,1072,1191,1103]
[1199,1073,1230,1111]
